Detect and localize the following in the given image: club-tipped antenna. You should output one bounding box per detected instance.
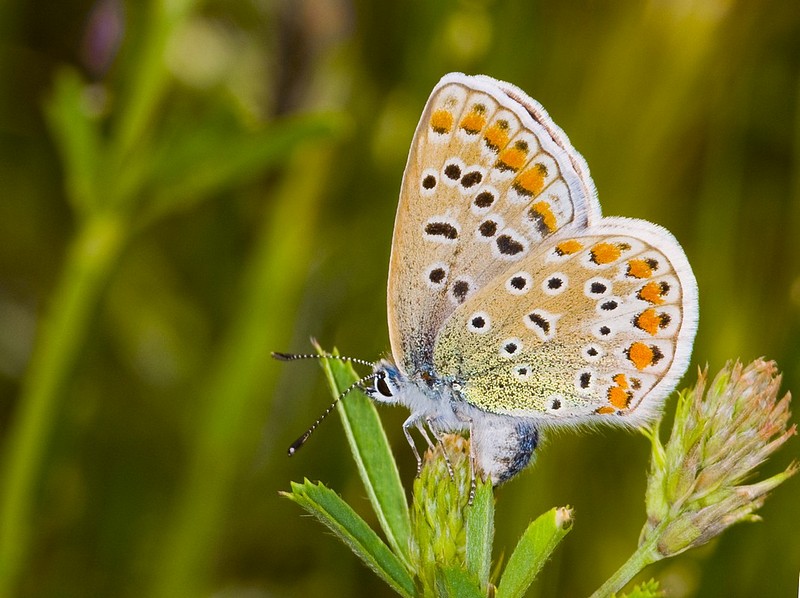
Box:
[287,371,380,456]
[272,351,375,369]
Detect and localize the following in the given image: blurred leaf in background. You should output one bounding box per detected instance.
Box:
[0,0,797,597]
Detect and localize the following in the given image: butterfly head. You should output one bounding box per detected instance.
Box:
[364,360,404,405]
[364,360,447,409]
[364,360,469,432]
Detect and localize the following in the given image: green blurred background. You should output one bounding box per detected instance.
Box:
[1,0,798,596]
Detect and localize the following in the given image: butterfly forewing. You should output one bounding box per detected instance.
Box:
[388,74,598,374]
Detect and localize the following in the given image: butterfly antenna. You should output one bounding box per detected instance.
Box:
[287,372,379,456]
[272,351,375,369]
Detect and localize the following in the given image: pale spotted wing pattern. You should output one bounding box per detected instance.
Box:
[388,72,697,429]
[432,219,698,426]
[388,73,600,374]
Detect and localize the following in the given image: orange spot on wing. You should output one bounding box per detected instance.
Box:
[627,258,656,279]
[460,106,486,134]
[530,201,557,233]
[590,242,623,265]
[496,143,528,172]
[633,309,662,335]
[596,406,615,415]
[628,342,655,370]
[555,239,583,255]
[608,385,632,409]
[514,163,548,196]
[430,110,453,134]
[612,373,629,388]
[638,281,666,305]
[483,121,509,152]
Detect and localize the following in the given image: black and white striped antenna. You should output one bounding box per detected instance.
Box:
[272,351,377,455]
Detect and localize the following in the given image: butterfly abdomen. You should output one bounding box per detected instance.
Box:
[470,413,539,484]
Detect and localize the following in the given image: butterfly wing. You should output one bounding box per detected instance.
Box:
[388,73,600,374]
[433,218,698,427]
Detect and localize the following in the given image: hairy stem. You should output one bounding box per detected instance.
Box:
[589,531,661,598]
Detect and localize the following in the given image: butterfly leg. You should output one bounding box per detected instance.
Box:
[416,421,460,481]
[449,406,478,503]
[402,415,424,476]
[467,420,478,504]
[414,421,437,451]
[425,417,455,481]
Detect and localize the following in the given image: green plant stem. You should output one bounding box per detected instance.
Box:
[150,146,331,598]
[110,0,197,181]
[0,214,127,598]
[589,532,661,598]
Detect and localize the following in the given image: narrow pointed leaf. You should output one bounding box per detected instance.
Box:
[316,344,412,567]
[465,479,494,589]
[282,480,416,598]
[139,113,345,227]
[434,566,485,598]
[496,506,573,598]
[43,67,102,215]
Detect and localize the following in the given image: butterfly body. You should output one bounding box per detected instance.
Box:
[364,360,540,483]
[361,73,698,484]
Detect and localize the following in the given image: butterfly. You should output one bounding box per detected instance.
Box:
[276,73,698,486]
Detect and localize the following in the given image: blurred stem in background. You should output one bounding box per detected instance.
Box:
[0,213,127,596]
[0,0,341,594]
[151,146,334,598]
[0,0,198,588]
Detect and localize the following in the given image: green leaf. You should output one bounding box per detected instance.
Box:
[138,112,346,227]
[43,67,103,216]
[281,480,416,598]
[316,344,413,568]
[496,506,573,598]
[465,479,494,590]
[434,566,485,598]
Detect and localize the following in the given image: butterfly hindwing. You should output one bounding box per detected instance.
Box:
[388,73,599,374]
[432,218,697,426]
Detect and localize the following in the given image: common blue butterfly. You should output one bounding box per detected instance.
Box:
[276,73,698,485]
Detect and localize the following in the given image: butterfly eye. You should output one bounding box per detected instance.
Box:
[449,276,475,305]
[376,374,393,398]
[596,296,623,314]
[441,158,466,186]
[511,364,532,381]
